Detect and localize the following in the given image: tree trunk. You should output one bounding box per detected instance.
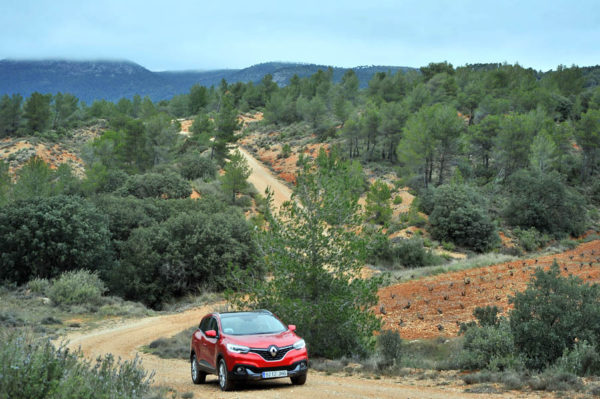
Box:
[437,153,446,186]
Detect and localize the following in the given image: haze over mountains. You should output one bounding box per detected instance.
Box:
[0,59,411,103]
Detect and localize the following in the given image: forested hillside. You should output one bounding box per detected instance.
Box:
[0,59,412,102]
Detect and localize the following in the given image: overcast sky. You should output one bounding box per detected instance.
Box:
[1,0,598,72]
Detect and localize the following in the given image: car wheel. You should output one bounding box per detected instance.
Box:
[291,374,307,385]
[191,354,206,384]
[218,358,234,391]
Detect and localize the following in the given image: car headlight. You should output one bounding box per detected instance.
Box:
[226,343,250,354]
[293,339,306,350]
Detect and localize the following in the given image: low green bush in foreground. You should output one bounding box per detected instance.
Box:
[0,330,153,399]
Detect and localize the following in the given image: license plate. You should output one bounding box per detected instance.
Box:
[261,370,288,379]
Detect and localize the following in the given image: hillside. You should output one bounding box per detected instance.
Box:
[0,59,414,103]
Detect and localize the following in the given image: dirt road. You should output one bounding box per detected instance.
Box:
[238,146,293,211]
[65,304,535,399]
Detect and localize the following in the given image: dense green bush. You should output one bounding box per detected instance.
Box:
[369,235,442,268]
[504,170,586,237]
[81,164,129,194]
[0,196,113,284]
[510,261,600,370]
[117,171,191,199]
[417,187,436,215]
[458,321,517,371]
[473,305,501,327]
[0,331,152,399]
[92,195,165,245]
[513,227,550,251]
[108,209,256,308]
[554,341,600,376]
[48,270,106,307]
[588,179,600,206]
[428,184,498,252]
[178,152,218,181]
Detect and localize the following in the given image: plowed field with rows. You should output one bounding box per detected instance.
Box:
[378,240,600,339]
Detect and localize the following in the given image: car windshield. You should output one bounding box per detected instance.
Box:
[220,313,287,335]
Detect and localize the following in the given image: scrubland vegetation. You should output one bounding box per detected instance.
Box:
[1,61,600,396]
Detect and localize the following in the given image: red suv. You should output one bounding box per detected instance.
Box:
[190,310,308,391]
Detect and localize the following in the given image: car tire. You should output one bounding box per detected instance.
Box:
[191,354,206,384]
[291,374,307,385]
[218,358,234,391]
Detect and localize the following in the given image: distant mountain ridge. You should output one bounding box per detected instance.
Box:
[0,59,414,103]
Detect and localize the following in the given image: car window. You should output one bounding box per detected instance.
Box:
[220,313,286,335]
[199,317,210,333]
[208,317,219,334]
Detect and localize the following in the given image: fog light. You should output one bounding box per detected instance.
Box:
[236,366,245,373]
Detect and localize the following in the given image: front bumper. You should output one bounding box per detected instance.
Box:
[228,360,308,381]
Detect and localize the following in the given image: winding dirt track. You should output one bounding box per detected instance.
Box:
[65,305,515,399]
[238,146,292,211]
[64,149,548,398]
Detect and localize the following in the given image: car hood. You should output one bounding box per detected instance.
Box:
[224,330,300,348]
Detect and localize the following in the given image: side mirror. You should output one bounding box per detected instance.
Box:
[288,324,296,332]
[205,329,217,338]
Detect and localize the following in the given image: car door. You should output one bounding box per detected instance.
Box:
[204,317,220,368]
[195,316,214,371]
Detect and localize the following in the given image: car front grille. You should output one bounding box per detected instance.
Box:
[249,345,293,361]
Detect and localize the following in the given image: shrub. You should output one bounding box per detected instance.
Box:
[178,152,217,181]
[473,305,500,327]
[0,311,25,327]
[589,179,600,206]
[92,195,164,245]
[500,371,526,390]
[504,170,586,237]
[28,278,50,295]
[145,327,195,360]
[417,187,436,215]
[554,341,600,376]
[559,239,579,250]
[0,196,113,284]
[441,241,455,251]
[393,195,403,205]
[82,164,129,194]
[458,321,515,370]
[400,205,427,228]
[117,171,192,199]
[377,330,403,366]
[0,331,152,399]
[530,368,583,392]
[194,180,226,201]
[513,227,550,252]
[510,261,600,370]
[48,270,106,307]
[365,180,393,225]
[109,210,256,308]
[369,235,443,268]
[428,184,498,252]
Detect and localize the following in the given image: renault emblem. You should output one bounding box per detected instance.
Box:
[269,345,278,357]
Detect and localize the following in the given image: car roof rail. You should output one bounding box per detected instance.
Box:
[255,309,273,314]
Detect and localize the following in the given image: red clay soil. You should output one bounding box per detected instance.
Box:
[190,189,201,199]
[0,139,86,176]
[378,240,600,339]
